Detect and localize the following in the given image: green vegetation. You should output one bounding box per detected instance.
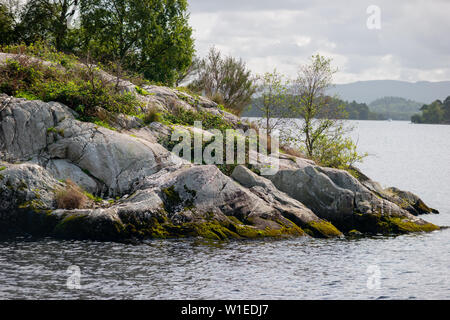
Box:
[0,0,194,86]
[141,107,162,125]
[280,54,367,169]
[385,217,440,233]
[244,96,425,121]
[349,212,440,235]
[251,70,290,141]
[303,220,342,238]
[369,96,423,120]
[0,5,368,173]
[0,50,142,118]
[188,47,256,115]
[135,86,150,96]
[80,0,194,86]
[0,3,15,45]
[244,96,374,121]
[411,96,450,124]
[122,216,305,241]
[162,106,233,131]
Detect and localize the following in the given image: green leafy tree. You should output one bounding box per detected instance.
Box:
[0,1,17,45]
[80,0,194,86]
[189,47,256,115]
[282,54,366,169]
[443,96,450,122]
[411,99,449,124]
[15,0,79,50]
[253,70,290,141]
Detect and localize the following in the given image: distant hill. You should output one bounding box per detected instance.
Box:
[328,80,450,104]
[368,97,423,121]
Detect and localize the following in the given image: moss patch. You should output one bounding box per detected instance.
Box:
[161,185,183,212]
[303,220,342,238]
[385,217,440,233]
[349,212,440,235]
[120,213,306,241]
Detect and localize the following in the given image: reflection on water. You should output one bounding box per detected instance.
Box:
[0,121,449,299]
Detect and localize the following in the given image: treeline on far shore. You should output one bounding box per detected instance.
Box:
[411,96,450,124]
[243,96,415,121]
[244,95,450,124]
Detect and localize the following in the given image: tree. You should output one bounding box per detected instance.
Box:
[253,70,290,141]
[189,47,256,115]
[15,0,79,50]
[443,96,450,123]
[412,99,448,124]
[80,0,194,86]
[0,2,15,45]
[282,54,366,169]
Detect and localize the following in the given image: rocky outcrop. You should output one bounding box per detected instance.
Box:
[351,167,439,216]
[0,89,441,241]
[266,165,439,234]
[0,95,182,196]
[231,165,342,238]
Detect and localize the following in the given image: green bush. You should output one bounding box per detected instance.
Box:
[142,107,162,124]
[0,46,142,118]
[306,135,367,170]
[1,41,78,68]
[162,106,232,131]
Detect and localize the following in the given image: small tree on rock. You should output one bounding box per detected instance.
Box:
[283,54,366,169]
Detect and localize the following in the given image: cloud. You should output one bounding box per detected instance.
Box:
[188,0,450,83]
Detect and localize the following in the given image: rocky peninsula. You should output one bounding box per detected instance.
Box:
[0,53,441,242]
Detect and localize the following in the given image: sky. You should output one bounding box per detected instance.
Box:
[188,0,450,84]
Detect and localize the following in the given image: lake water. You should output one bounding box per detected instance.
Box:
[0,120,449,300]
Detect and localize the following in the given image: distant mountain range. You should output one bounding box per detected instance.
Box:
[328,80,450,104]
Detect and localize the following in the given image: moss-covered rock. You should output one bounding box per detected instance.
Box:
[383,187,439,215]
[303,220,343,238]
[344,212,440,235]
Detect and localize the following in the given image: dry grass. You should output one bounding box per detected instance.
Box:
[55,179,90,210]
[244,120,307,158]
[210,92,225,105]
[279,144,307,159]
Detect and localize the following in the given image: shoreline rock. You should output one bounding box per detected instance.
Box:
[0,89,441,242]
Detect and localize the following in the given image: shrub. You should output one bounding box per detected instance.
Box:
[162,106,232,131]
[307,134,367,170]
[135,86,150,96]
[0,41,78,68]
[188,47,256,115]
[142,107,162,124]
[0,45,143,118]
[55,180,90,210]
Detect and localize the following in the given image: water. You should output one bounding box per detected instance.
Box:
[0,120,449,300]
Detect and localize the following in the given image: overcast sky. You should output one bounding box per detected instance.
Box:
[188,0,450,84]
